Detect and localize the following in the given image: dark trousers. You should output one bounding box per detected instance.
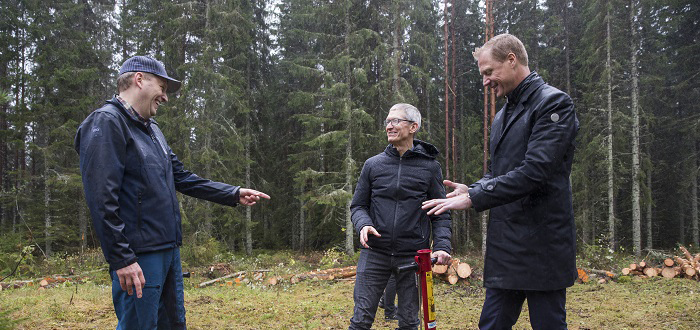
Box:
[349,249,420,330]
[382,273,397,317]
[478,288,567,330]
[111,248,186,330]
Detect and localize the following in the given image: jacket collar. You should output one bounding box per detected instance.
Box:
[106,96,159,128]
[492,72,545,154]
[506,72,538,106]
[384,139,439,159]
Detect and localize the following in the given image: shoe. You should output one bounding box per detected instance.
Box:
[384,313,398,321]
[378,296,385,309]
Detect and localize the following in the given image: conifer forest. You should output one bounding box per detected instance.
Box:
[0,0,698,263]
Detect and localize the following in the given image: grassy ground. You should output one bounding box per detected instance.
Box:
[1,272,699,329]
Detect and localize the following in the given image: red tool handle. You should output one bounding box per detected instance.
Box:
[416,249,437,330]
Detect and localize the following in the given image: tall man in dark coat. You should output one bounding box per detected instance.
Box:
[349,103,452,330]
[423,34,579,329]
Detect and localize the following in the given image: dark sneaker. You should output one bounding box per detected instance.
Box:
[378,296,385,309]
[384,313,398,321]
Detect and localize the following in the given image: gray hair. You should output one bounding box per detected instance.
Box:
[389,103,422,131]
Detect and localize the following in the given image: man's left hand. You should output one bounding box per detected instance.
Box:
[432,250,451,265]
[238,188,271,206]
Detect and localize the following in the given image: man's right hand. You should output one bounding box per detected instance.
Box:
[116,262,145,298]
[443,180,469,198]
[360,225,381,249]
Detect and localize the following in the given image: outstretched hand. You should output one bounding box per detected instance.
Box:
[239,188,271,206]
[422,180,472,215]
[360,225,381,249]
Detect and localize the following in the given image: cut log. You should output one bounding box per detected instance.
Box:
[684,267,696,277]
[584,269,616,278]
[199,271,246,288]
[577,269,589,283]
[268,277,279,286]
[597,278,607,284]
[456,263,472,279]
[447,260,459,276]
[661,266,677,279]
[629,263,639,271]
[664,258,675,267]
[446,273,459,285]
[621,268,631,276]
[679,246,694,263]
[638,261,647,269]
[39,279,49,287]
[432,264,448,275]
[643,267,658,278]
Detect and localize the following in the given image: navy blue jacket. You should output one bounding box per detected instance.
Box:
[75,97,240,271]
[351,140,451,256]
[468,73,579,290]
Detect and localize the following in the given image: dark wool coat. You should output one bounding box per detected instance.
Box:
[351,140,452,256]
[468,73,579,290]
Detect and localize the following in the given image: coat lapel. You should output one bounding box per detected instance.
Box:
[492,78,545,155]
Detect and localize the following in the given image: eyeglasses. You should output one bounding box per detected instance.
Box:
[384,118,414,126]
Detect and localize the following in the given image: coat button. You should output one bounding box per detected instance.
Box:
[487,185,494,191]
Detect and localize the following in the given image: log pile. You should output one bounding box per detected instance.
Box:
[432,259,472,284]
[621,246,700,281]
[0,274,91,291]
[268,266,357,285]
[577,268,617,284]
[199,269,271,288]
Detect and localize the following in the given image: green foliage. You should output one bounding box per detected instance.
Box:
[577,242,634,271]
[319,246,358,268]
[180,236,225,268]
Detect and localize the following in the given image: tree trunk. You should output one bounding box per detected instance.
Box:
[392,0,401,100]
[645,143,653,249]
[44,162,51,258]
[79,194,87,255]
[443,0,450,178]
[245,114,253,256]
[343,1,354,257]
[630,0,641,257]
[564,0,571,94]
[606,5,616,250]
[692,139,698,246]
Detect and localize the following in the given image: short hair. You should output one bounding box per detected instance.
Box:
[473,33,528,67]
[117,72,136,93]
[117,72,158,93]
[390,103,421,131]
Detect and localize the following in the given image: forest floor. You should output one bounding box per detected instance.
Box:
[1,262,699,329]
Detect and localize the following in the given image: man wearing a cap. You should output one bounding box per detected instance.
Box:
[75,56,270,329]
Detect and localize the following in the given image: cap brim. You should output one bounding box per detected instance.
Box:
[166,79,181,93]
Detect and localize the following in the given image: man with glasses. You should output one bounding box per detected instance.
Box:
[348,103,452,330]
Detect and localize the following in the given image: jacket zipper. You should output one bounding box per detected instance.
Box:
[391,156,402,256]
[137,192,142,227]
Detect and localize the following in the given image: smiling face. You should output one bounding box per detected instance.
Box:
[132,72,169,119]
[385,109,417,145]
[477,48,519,98]
[142,73,169,118]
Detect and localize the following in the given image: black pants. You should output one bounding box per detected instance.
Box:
[348,249,419,329]
[478,288,567,330]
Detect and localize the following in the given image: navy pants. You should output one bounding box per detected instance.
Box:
[349,249,420,329]
[111,248,186,330]
[478,288,567,330]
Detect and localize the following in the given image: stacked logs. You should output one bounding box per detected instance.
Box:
[432,259,472,284]
[621,246,700,281]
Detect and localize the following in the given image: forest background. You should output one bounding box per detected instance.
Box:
[0,0,698,274]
